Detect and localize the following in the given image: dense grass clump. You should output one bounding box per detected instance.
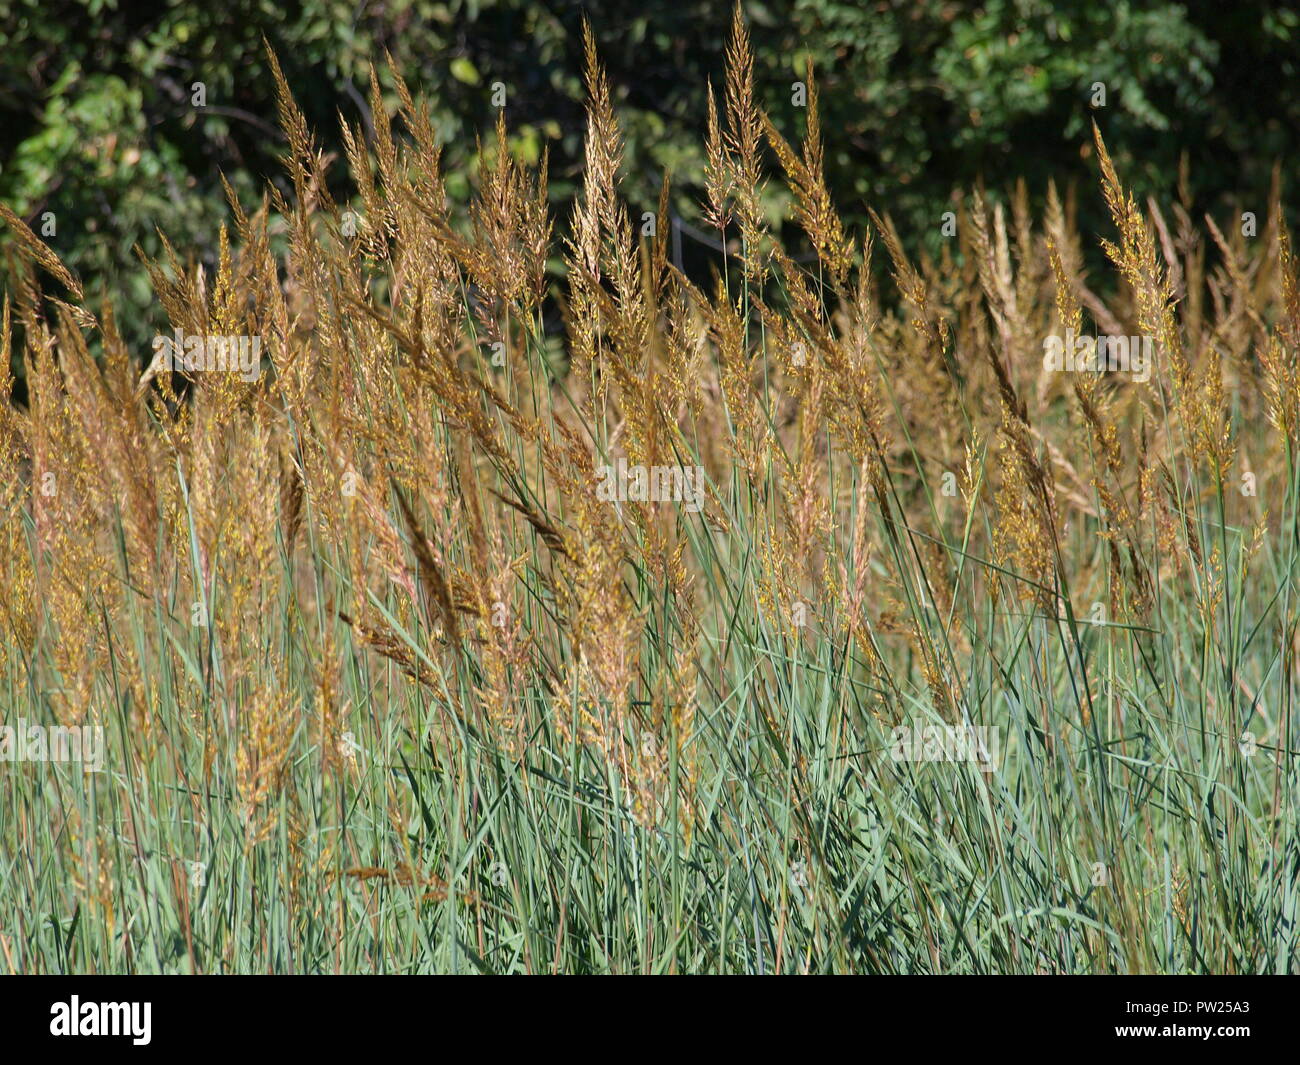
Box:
[1,11,1297,973]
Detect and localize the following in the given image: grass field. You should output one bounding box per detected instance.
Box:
[1,11,1297,974]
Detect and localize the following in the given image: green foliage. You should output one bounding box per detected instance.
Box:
[2,1,1298,345]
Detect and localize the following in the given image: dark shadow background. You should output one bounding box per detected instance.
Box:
[2,0,1298,353]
